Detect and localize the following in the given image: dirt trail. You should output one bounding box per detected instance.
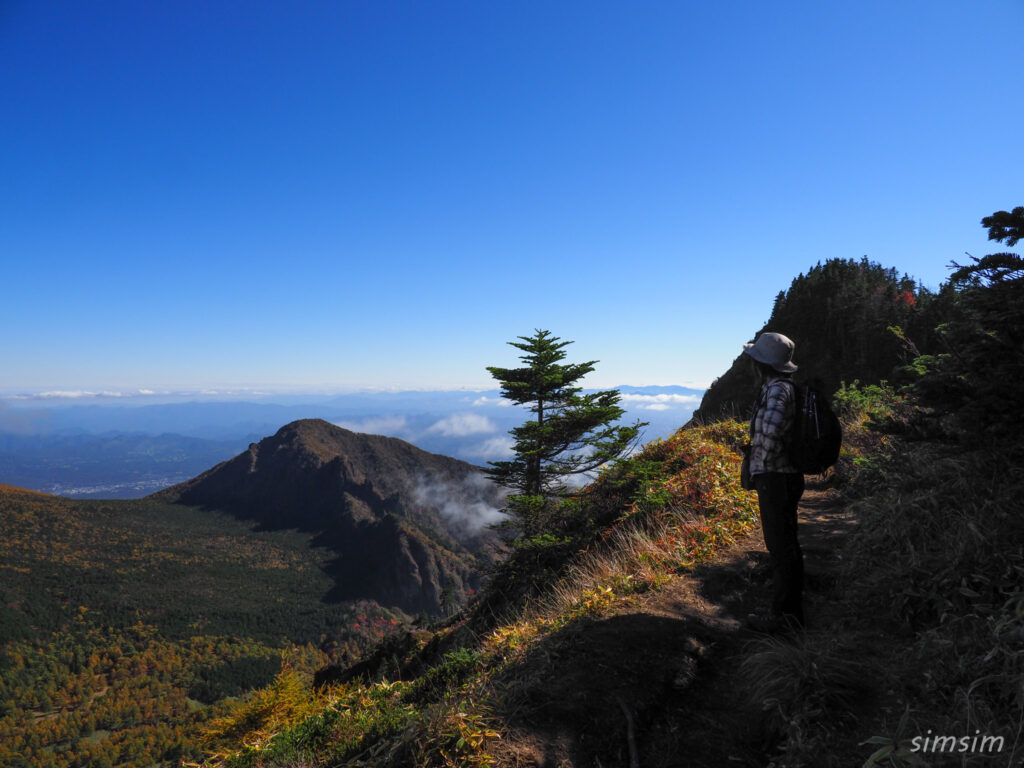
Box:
[497,480,856,768]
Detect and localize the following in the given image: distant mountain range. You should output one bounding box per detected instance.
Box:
[0,386,703,497]
[156,418,503,617]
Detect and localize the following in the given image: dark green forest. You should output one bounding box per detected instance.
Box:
[0,487,405,768]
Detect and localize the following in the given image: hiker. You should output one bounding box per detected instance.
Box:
[743,332,805,631]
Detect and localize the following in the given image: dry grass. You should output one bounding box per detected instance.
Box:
[490,423,759,650]
[739,633,874,764]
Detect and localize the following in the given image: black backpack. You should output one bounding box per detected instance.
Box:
[785,379,842,474]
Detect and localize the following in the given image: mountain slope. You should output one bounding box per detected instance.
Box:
[156,419,503,616]
[189,234,1024,767]
[692,257,945,422]
[0,483,405,768]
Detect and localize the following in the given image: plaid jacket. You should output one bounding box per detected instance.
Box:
[750,376,799,475]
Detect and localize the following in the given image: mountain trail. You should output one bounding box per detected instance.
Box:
[495,480,858,768]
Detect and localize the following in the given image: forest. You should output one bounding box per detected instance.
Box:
[0,487,406,768]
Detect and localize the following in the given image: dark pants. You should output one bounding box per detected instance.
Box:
[753,472,805,624]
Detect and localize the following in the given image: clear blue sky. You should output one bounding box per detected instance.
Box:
[3,1,1021,394]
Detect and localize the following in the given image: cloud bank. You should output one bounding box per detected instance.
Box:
[412,471,506,534]
[620,393,700,411]
[428,412,497,437]
[462,436,515,460]
[472,396,514,407]
[334,415,410,436]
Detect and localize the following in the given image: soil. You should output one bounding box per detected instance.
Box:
[492,481,865,768]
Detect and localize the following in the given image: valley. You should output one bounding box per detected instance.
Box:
[0,483,406,768]
[0,421,502,768]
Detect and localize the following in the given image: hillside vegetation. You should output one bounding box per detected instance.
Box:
[692,256,949,421]
[191,420,763,767]
[0,490,406,768]
[192,210,1024,767]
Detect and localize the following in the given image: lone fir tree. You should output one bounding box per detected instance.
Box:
[485,329,644,538]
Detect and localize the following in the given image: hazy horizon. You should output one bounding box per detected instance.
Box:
[0,383,704,497]
[0,381,709,402]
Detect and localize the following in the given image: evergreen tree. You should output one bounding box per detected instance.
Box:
[904,206,1024,441]
[485,330,644,538]
[693,257,942,420]
[981,205,1024,247]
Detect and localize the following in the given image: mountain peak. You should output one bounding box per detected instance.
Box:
[156,419,503,616]
[273,418,354,454]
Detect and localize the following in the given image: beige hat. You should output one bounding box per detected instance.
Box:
[743,332,798,373]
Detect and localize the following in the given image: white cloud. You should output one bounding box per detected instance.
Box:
[462,436,516,460]
[472,396,513,407]
[428,412,497,437]
[412,472,507,534]
[9,389,180,401]
[36,390,126,399]
[638,403,671,411]
[334,415,409,436]
[37,391,92,399]
[620,393,700,406]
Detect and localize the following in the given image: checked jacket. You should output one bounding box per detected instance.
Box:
[749,375,799,476]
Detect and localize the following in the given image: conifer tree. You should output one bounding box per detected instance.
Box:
[982,206,1024,247]
[905,206,1024,440]
[485,329,644,537]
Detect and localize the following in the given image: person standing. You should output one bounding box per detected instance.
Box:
[743,332,805,631]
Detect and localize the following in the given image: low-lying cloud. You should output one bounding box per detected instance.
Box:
[620,393,700,411]
[35,390,127,399]
[334,415,410,436]
[472,396,513,407]
[2,388,257,402]
[428,412,497,437]
[412,471,506,535]
[462,436,515,460]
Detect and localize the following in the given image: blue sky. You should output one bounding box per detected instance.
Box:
[3,1,1021,394]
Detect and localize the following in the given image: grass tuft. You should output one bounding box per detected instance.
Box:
[741,634,874,760]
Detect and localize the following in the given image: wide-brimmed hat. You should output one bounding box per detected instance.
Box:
[743,332,798,373]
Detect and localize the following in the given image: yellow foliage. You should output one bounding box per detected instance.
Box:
[201,670,319,755]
